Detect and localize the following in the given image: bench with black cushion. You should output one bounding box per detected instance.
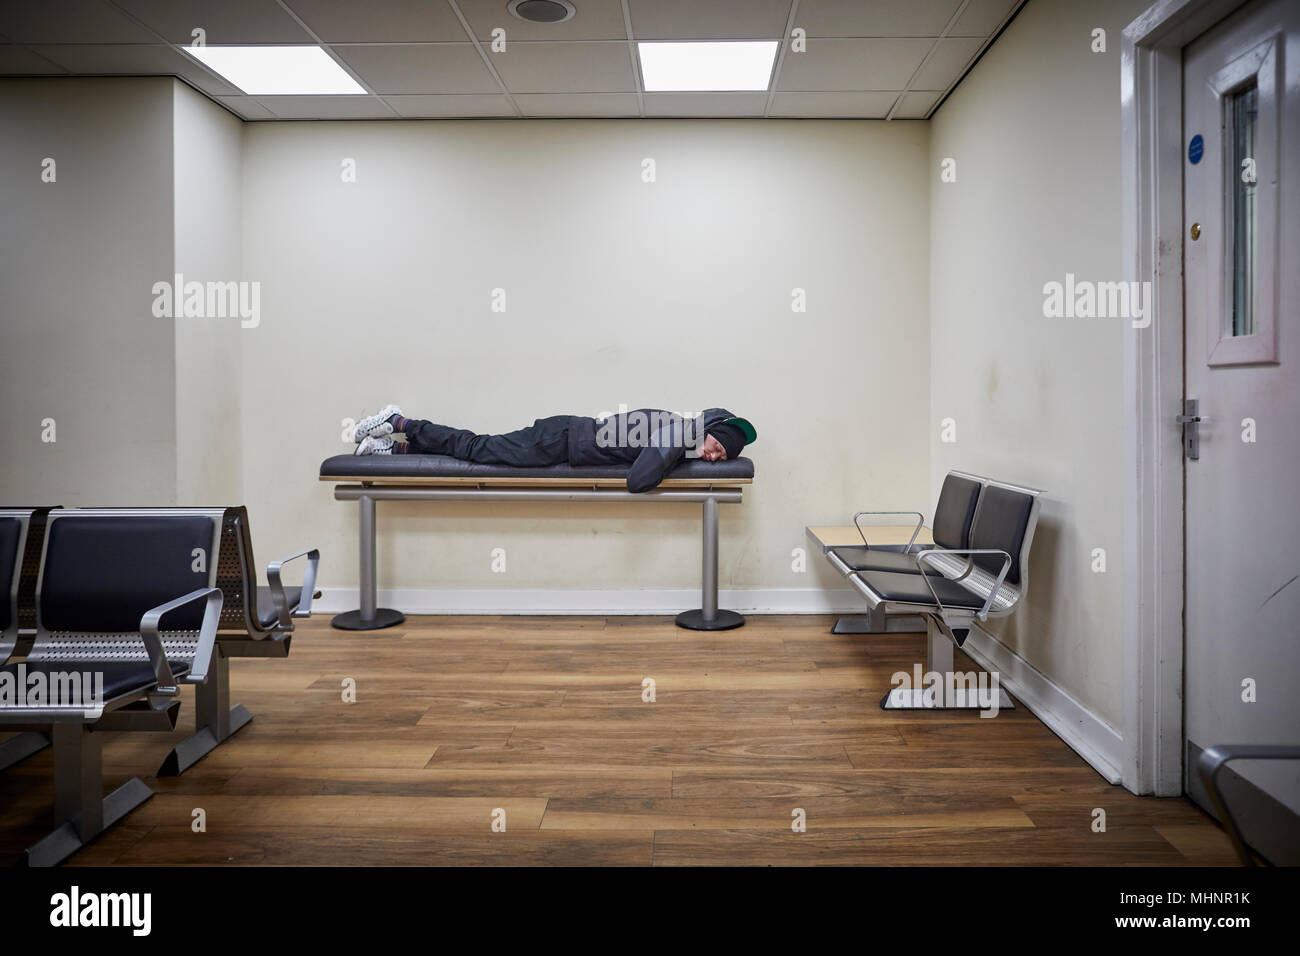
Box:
[319,452,755,631]
[821,474,1043,711]
[0,510,223,865]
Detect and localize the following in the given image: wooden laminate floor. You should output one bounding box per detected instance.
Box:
[0,615,1236,866]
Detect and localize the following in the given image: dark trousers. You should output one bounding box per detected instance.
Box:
[403,415,573,466]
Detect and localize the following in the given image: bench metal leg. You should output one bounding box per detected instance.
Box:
[332,492,405,631]
[0,731,50,770]
[24,723,153,867]
[880,617,1013,711]
[157,654,254,776]
[676,496,745,631]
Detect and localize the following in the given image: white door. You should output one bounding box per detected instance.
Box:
[1182,0,1300,863]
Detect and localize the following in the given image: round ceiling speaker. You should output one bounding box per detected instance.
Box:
[508,0,576,24]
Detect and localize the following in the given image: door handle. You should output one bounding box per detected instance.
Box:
[1177,398,1201,461]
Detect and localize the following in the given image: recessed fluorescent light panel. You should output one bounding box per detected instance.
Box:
[637,41,779,92]
[182,45,365,95]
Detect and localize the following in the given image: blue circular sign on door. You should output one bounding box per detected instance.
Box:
[1188,134,1204,164]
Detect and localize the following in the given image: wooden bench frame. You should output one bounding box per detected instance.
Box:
[320,476,752,631]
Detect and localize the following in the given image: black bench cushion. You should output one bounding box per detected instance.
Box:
[830,547,941,575]
[932,474,982,550]
[969,486,1034,585]
[39,515,215,633]
[255,586,302,628]
[0,517,20,633]
[320,453,754,481]
[0,659,190,703]
[855,570,987,609]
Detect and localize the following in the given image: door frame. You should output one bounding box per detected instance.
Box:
[1120,0,1249,795]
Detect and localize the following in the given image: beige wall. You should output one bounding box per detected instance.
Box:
[239,119,932,604]
[928,0,1152,729]
[173,82,244,506]
[0,78,176,506]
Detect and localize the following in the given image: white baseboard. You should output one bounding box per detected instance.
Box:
[962,622,1125,785]
[313,587,866,616]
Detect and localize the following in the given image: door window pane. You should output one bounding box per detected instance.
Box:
[1227,82,1258,337]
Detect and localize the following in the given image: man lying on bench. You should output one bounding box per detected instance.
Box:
[349,404,758,493]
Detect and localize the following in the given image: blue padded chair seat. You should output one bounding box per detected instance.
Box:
[255,586,302,628]
[830,546,940,575]
[0,659,190,703]
[854,570,986,609]
[319,453,754,482]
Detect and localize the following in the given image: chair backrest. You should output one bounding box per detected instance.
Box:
[215,506,277,637]
[925,476,1044,618]
[36,511,222,637]
[968,484,1038,586]
[0,512,26,654]
[931,473,983,550]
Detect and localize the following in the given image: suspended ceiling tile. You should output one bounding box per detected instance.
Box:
[214,93,276,118]
[514,91,639,116]
[892,90,940,118]
[0,0,157,43]
[255,94,395,119]
[776,37,931,91]
[332,43,501,94]
[455,0,628,42]
[0,45,68,73]
[286,0,470,43]
[385,92,516,116]
[628,0,791,40]
[112,0,313,44]
[949,0,1020,37]
[795,0,962,38]
[768,91,899,118]
[643,92,768,116]
[911,36,983,91]
[490,40,635,93]
[28,43,240,94]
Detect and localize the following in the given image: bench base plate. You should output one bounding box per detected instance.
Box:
[332,608,406,631]
[880,687,1015,711]
[25,777,152,868]
[0,731,50,770]
[832,614,927,634]
[675,608,745,631]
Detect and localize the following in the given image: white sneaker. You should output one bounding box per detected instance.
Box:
[352,404,403,442]
[354,435,395,456]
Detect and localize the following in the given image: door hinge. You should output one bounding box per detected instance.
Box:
[1177,398,1201,461]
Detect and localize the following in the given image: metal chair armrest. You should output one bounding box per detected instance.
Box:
[1196,745,1300,866]
[914,548,1013,621]
[851,511,926,549]
[267,548,321,627]
[139,587,224,689]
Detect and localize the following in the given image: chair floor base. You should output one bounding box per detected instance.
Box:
[880,687,1015,711]
[157,704,254,777]
[332,607,406,630]
[24,777,153,867]
[675,608,745,631]
[0,731,50,770]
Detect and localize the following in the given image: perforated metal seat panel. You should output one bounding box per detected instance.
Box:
[25,631,201,664]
